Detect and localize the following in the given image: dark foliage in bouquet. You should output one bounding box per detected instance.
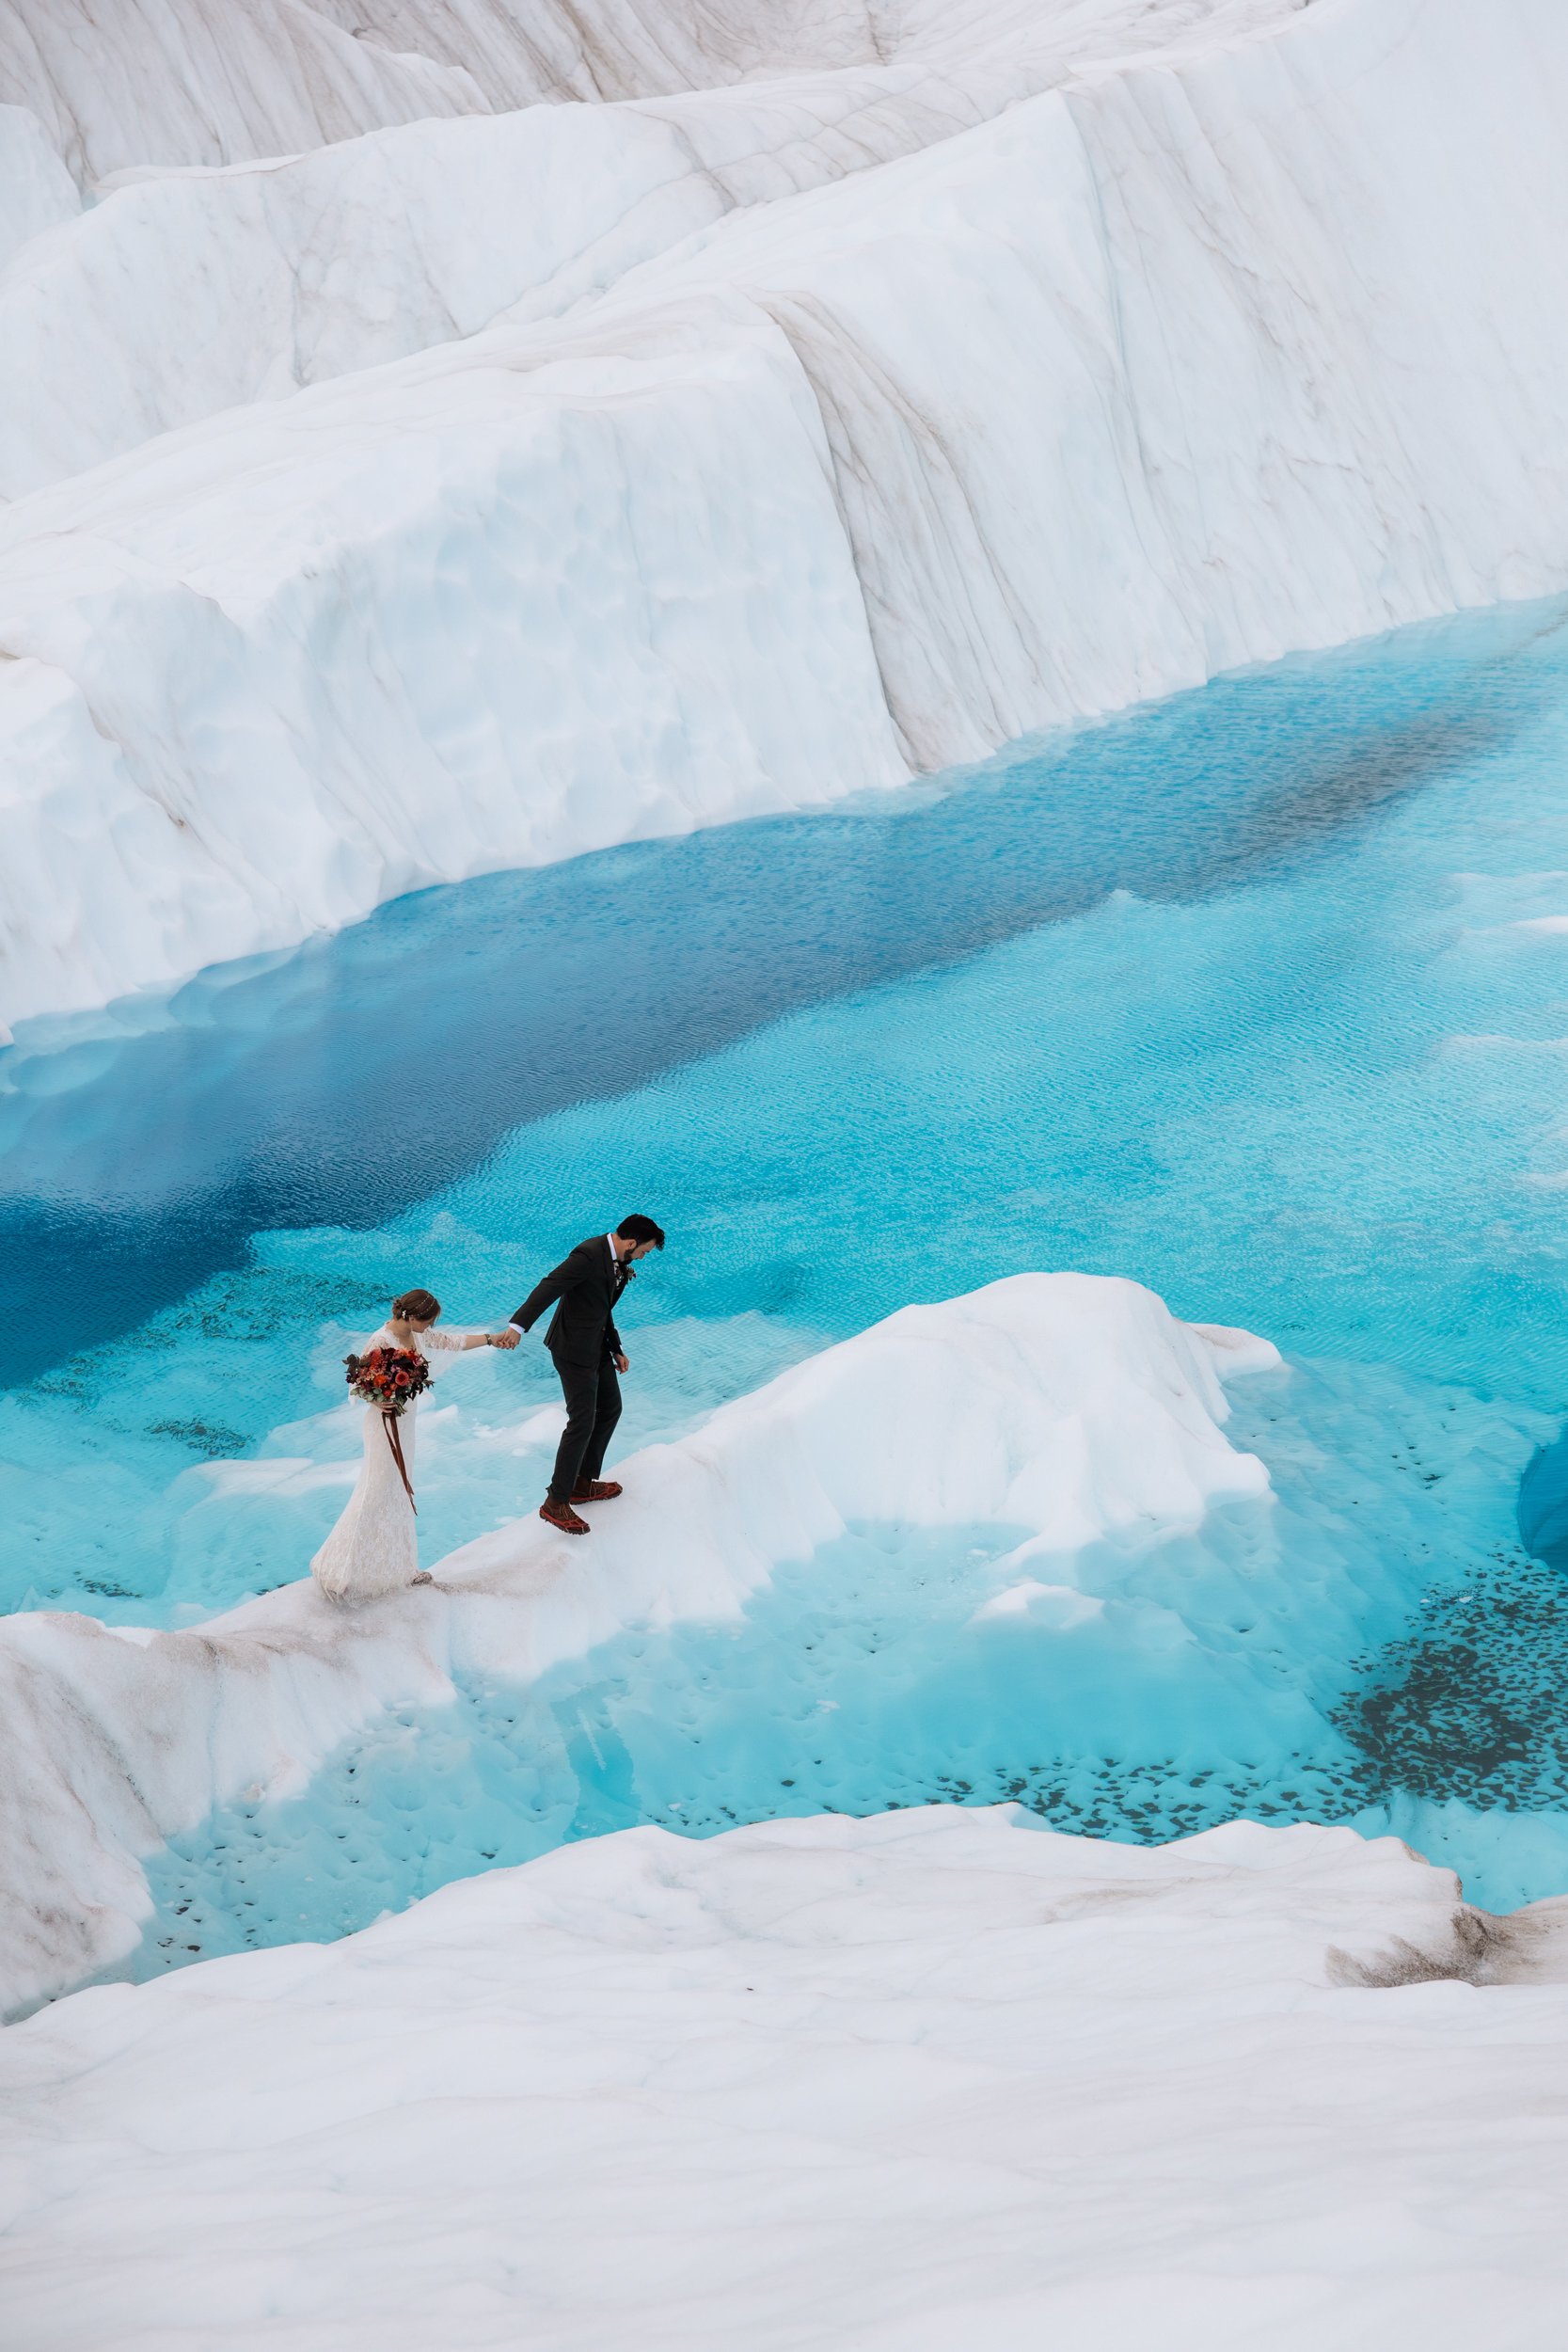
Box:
[343,1345,432,1416]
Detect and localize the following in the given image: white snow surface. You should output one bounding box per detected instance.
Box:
[4,0,1568,1034]
[0,1272,1276,2014]
[6,1801,1568,2347]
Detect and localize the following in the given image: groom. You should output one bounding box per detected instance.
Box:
[511,1215,665,1534]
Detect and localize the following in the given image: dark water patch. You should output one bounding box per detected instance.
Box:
[1333,1552,1568,1810]
[1518,1424,1568,1570]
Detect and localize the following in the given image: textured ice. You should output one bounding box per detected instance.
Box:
[0,0,484,184]
[6,0,1568,1031]
[0,1272,1275,2013]
[7,1804,1568,2347]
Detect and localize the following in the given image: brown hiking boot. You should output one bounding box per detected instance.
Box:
[571,1479,623,1502]
[540,1496,590,1535]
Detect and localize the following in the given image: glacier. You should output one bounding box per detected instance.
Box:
[5,0,1568,1033]
[8,6,1568,2329]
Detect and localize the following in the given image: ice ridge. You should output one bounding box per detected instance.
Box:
[0,1273,1275,2013]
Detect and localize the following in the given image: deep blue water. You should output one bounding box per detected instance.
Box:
[13,593,1568,1963]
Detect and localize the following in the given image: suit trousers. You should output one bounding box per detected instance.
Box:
[548,1352,622,1501]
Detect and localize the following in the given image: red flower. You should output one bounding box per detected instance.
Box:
[344,1342,429,1411]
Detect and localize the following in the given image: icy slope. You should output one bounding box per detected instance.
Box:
[6,1804,1568,2348]
[5,0,1568,1034]
[0,1274,1275,2013]
[0,3,1304,496]
[0,108,736,499]
[0,1,1307,495]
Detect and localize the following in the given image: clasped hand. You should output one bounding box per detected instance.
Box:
[485,1331,621,1365]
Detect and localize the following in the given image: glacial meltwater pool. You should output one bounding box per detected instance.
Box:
[10,594,1568,1975]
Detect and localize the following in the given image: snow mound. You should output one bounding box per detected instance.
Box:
[4,1803,1566,2346]
[0,1272,1275,2013]
[5,0,1568,1033]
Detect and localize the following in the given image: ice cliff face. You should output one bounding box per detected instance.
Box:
[3,0,1567,1034]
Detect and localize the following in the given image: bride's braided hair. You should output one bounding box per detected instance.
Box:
[392,1289,441,1323]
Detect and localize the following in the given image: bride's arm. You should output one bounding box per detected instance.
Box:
[426,1328,511,1353]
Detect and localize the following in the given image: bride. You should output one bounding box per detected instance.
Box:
[311,1288,517,1602]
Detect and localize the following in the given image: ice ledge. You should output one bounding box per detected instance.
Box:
[0,1271,1274,2013]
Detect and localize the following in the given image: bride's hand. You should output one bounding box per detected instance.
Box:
[490,1328,520,1350]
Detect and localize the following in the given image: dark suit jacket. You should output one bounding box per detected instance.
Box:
[511,1237,628,1365]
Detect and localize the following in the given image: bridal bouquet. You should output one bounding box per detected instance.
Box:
[342,1345,431,1416]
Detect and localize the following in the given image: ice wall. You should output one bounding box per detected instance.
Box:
[0,1273,1275,2013]
[0,7,1302,497]
[3,0,1567,1034]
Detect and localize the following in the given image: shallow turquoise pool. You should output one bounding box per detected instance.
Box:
[10,594,1568,1956]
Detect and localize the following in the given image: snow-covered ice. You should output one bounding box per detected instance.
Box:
[0,1272,1275,2014]
[6,1801,1568,2348]
[6,0,1568,1033]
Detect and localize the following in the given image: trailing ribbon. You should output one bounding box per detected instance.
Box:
[381,1408,416,1514]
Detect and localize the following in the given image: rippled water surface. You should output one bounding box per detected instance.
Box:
[11,595,1568,1959]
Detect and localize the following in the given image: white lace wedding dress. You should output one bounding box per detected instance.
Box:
[310,1325,469,1602]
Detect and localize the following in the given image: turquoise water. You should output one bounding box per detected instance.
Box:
[12,594,1568,1958]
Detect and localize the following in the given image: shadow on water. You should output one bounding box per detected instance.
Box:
[5,596,1567,1384]
[1519,1428,1568,1574]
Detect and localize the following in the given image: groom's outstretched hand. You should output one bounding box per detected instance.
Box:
[492,1328,520,1350]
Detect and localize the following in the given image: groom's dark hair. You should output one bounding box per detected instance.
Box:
[616,1214,665,1249]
